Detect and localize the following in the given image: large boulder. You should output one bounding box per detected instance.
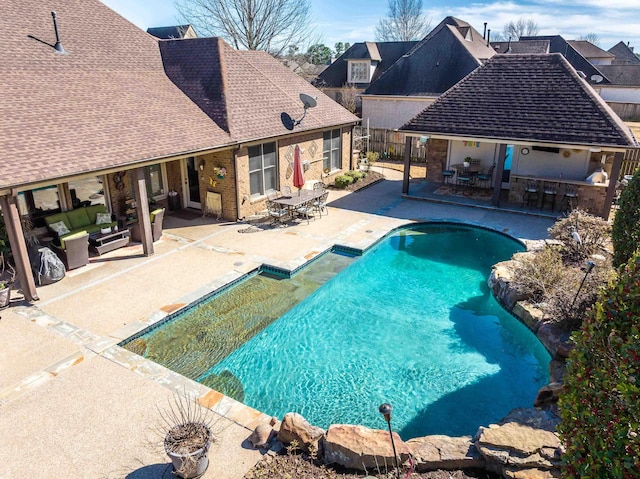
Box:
[248,423,274,449]
[277,413,325,453]
[475,421,561,474]
[503,468,560,478]
[513,302,545,332]
[488,260,528,309]
[534,383,564,408]
[323,424,409,471]
[406,435,485,471]
[536,322,573,358]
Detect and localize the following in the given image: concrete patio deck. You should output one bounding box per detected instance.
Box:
[0,169,556,479]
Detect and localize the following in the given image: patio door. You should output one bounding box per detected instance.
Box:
[501,145,514,189]
[183,157,201,210]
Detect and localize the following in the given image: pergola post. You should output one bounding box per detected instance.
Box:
[402,136,412,195]
[133,168,154,256]
[0,194,38,301]
[491,144,507,207]
[602,151,624,219]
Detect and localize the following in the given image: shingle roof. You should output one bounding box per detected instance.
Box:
[160,38,358,142]
[520,36,610,85]
[608,41,640,65]
[597,65,640,86]
[363,17,496,97]
[314,41,417,88]
[400,54,638,148]
[492,40,550,54]
[146,25,195,39]
[568,40,614,60]
[2,0,231,190]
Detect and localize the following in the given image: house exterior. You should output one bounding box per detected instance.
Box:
[567,40,615,65]
[399,53,638,219]
[2,0,357,301]
[361,17,496,130]
[608,41,640,65]
[314,41,416,112]
[147,24,198,39]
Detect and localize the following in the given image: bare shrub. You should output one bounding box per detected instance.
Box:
[511,246,567,303]
[548,209,611,264]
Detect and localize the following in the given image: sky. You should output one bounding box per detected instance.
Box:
[99,0,640,52]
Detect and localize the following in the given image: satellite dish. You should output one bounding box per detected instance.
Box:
[281,112,295,131]
[300,93,317,109]
[591,74,604,84]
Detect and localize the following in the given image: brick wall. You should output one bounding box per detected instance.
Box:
[426,139,449,181]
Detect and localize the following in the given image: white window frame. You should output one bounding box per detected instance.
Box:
[129,164,169,201]
[248,142,278,198]
[323,129,342,171]
[349,61,369,83]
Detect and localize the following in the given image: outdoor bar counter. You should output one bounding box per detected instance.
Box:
[509,174,609,214]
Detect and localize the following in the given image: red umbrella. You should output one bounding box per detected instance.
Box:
[293,144,305,194]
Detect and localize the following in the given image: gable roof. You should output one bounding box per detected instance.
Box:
[363,17,496,97]
[492,40,550,54]
[147,25,196,39]
[608,41,640,65]
[520,35,610,85]
[315,41,417,88]
[400,53,638,149]
[568,40,614,60]
[2,0,231,191]
[597,65,640,86]
[159,38,358,142]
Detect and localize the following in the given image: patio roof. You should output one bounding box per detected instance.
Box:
[2,0,233,191]
[400,53,638,149]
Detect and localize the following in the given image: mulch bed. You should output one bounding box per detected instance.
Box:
[327,171,385,192]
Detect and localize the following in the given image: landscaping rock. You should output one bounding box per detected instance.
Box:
[536,322,572,358]
[534,383,564,408]
[248,423,274,449]
[499,408,560,432]
[488,260,528,309]
[513,301,545,332]
[503,467,560,478]
[475,422,561,472]
[548,359,566,384]
[406,435,485,471]
[323,424,409,471]
[277,413,326,453]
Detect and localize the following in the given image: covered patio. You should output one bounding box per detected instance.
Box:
[398,53,638,218]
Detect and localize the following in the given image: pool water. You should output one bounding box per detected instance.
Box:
[124,224,550,438]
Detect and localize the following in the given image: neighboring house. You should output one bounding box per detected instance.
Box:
[399,53,638,219]
[608,41,640,65]
[361,17,496,130]
[2,0,358,301]
[492,40,549,54]
[146,24,197,39]
[281,58,328,82]
[567,40,615,65]
[314,41,416,112]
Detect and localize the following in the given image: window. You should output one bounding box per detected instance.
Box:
[68,176,106,209]
[249,142,277,197]
[17,186,60,217]
[129,164,167,200]
[349,61,368,82]
[323,129,341,171]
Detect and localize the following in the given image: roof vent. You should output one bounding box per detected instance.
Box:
[577,70,587,79]
[51,11,67,55]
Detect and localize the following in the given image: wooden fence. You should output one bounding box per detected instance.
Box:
[353,127,428,163]
[620,148,640,179]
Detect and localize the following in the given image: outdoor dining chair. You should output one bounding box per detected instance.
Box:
[313,181,326,191]
[266,189,278,201]
[456,166,473,194]
[295,199,315,225]
[313,191,329,217]
[266,200,289,225]
[476,164,495,189]
[281,185,292,196]
[442,169,456,186]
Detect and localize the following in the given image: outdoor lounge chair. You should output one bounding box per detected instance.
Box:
[50,232,89,270]
[131,208,165,242]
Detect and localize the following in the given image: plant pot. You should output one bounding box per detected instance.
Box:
[164,424,211,479]
[0,285,10,310]
[463,161,470,168]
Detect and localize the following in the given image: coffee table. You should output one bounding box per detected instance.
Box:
[89,229,130,255]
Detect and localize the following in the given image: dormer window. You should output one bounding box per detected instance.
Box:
[349,61,369,83]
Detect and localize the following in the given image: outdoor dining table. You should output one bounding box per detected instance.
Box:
[450,163,482,174]
[273,189,324,209]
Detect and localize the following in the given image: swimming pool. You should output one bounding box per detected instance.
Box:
[123,223,550,438]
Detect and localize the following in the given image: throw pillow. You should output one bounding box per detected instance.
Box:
[49,220,70,236]
[96,212,112,225]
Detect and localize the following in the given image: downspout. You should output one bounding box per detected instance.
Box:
[233,146,243,221]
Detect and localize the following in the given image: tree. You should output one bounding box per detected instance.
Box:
[502,17,539,40]
[612,170,640,267]
[579,33,601,46]
[375,0,431,42]
[558,252,640,477]
[306,44,332,65]
[175,0,313,55]
[334,42,351,57]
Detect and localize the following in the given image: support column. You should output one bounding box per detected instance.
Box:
[0,195,38,301]
[491,144,507,207]
[602,151,624,219]
[402,136,412,195]
[133,168,154,256]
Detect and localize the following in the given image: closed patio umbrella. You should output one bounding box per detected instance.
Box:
[293,144,305,194]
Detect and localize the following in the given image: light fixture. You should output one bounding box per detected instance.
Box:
[589,147,602,153]
[281,93,318,131]
[571,260,596,309]
[199,159,205,171]
[379,403,401,479]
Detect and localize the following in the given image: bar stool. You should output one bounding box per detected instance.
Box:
[522,179,539,208]
[542,182,558,211]
[561,184,579,211]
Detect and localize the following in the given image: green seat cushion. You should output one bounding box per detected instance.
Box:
[66,208,91,230]
[84,204,107,224]
[150,208,164,222]
[60,231,88,249]
[45,212,71,230]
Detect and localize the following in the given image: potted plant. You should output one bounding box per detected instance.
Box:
[463,156,472,168]
[159,394,216,479]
